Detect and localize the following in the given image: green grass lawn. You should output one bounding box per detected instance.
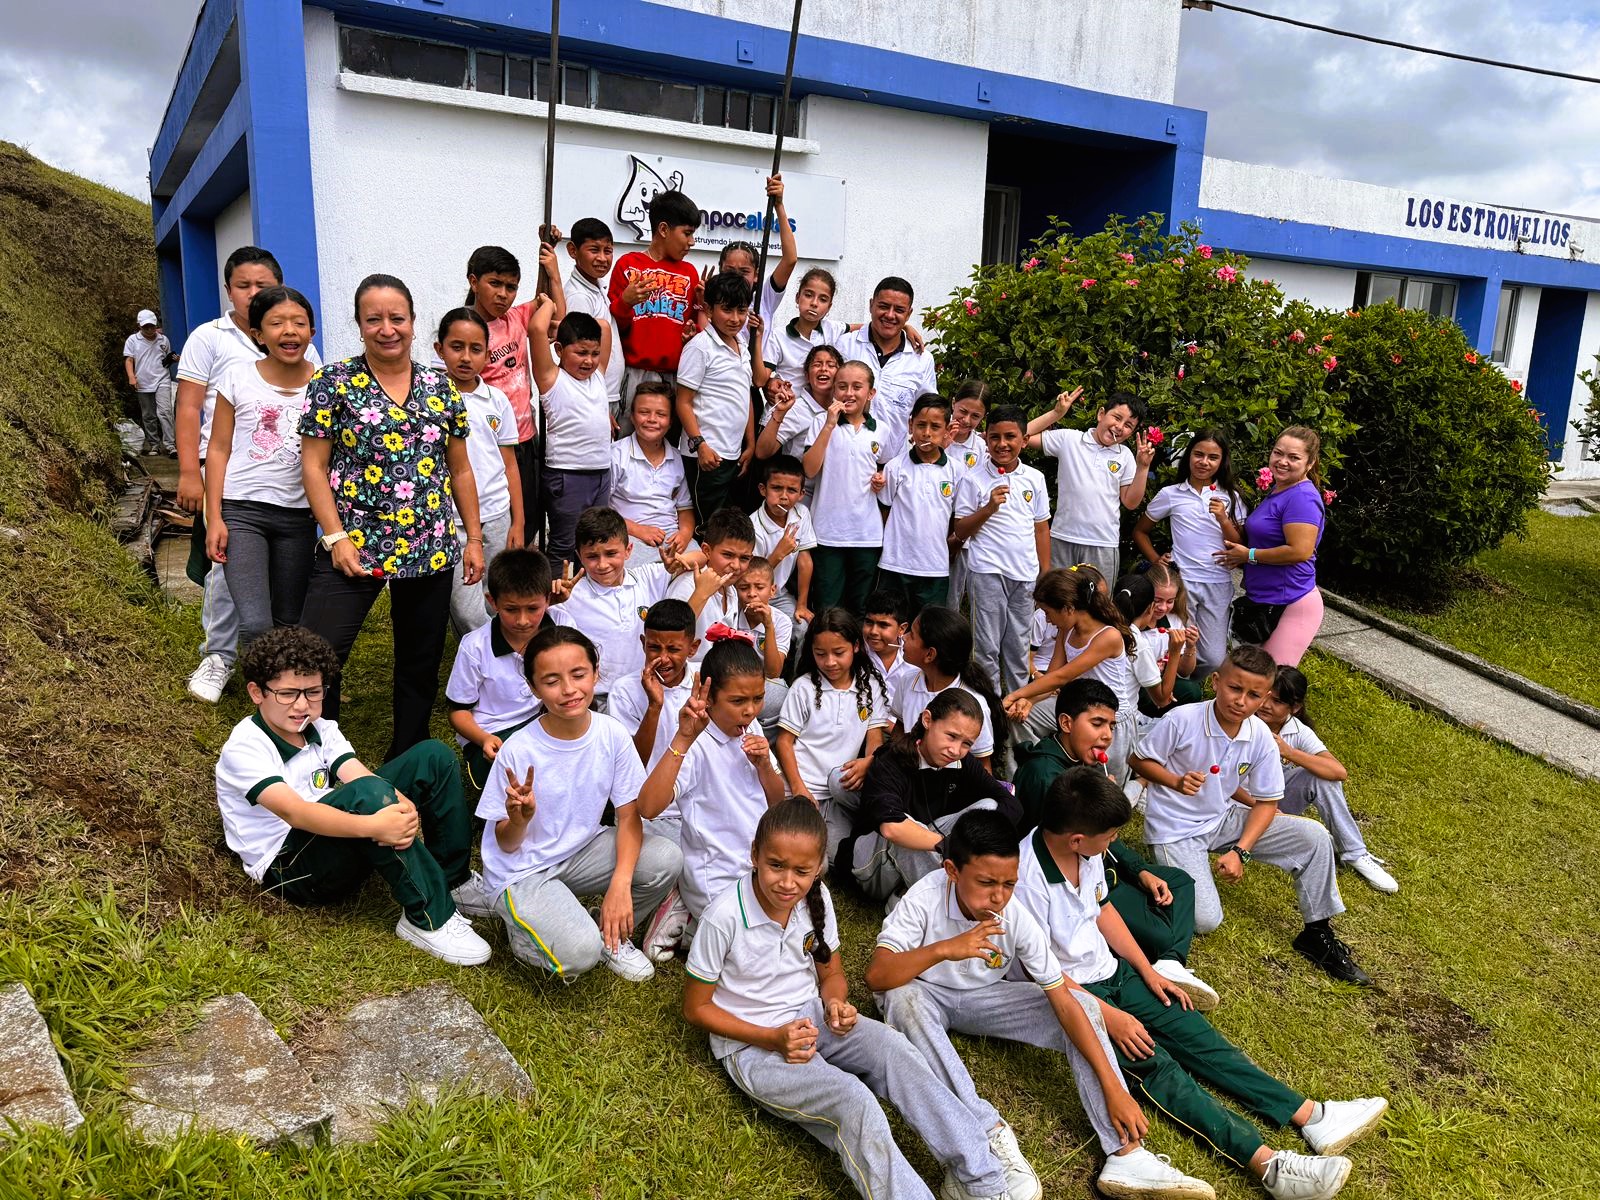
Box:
[1371,509,1600,710]
[4,540,1600,1199]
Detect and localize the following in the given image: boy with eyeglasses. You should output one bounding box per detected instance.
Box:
[214,626,494,966]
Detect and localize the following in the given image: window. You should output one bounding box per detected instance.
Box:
[1354,271,1458,320]
[1492,285,1521,363]
[982,185,1022,268]
[339,24,798,135]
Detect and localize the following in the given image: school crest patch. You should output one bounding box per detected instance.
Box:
[802,931,817,955]
[488,415,502,433]
[964,452,978,467]
[311,768,329,790]
[1108,462,1122,474]
[1238,762,1250,777]
[637,606,650,621]
[858,705,871,721]
[1095,880,1108,903]
[939,481,954,497]
[1022,489,1035,503]
[871,442,881,456]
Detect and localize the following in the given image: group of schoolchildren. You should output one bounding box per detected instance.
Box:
[200,179,1402,1200]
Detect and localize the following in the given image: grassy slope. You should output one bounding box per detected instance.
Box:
[1372,510,1600,710]
[3,143,1599,1198]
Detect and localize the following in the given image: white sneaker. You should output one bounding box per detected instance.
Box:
[936,1170,1006,1200]
[186,653,230,703]
[1151,959,1220,1013]
[1097,1147,1215,1199]
[1300,1097,1388,1155]
[450,871,495,918]
[642,887,690,964]
[601,938,656,982]
[395,912,491,966]
[987,1121,1042,1200]
[1346,854,1399,894]
[1262,1150,1351,1200]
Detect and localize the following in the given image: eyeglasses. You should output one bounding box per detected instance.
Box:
[262,685,327,704]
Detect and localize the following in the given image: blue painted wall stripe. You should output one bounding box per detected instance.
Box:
[153,88,250,245]
[151,0,236,188]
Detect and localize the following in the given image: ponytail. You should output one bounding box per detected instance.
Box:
[752,799,832,964]
[910,608,1009,758]
[1035,569,1136,656]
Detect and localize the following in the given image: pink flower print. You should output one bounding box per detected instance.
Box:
[1215,265,1239,284]
[1256,466,1274,489]
[1080,278,1097,289]
[1322,355,1338,371]
[329,471,342,489]
[394,480,416,501]
[1119,253,1135,263]
[1197,245,1213,259]
[433,520,447,537]
[1022,257,1041,271]
[420,424,441,443]
[1289,330,1306,343]
[359,406,384,425]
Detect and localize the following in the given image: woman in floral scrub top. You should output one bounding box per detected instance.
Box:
[299,274,485,760]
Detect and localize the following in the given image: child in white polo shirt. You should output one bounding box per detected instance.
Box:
[733,556,792,736]
[665,507,757,661]
[748,455,816,625]
[804,359,887,617]
[952,404,1051,697]
[684,799,1013,1200]
[563,218,627,418]
[215,626,492,966]
[1129,645,1373,984]
[892,606,1005,766]
[755,345,840,490]
[476,626,684,982]
[610,383,694,564]
[867,809,1214,1200]
[879,393,958,614]
[861,588,917,693]
[679,272,768,526]
[531,299,613,567]
[1028,389,1155,584]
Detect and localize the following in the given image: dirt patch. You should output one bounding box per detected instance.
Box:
[1374,990,1491,1083]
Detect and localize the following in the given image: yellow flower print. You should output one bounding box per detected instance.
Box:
[430,551,449,571]
[426,395,445,412]
[446,519,457,537]
[363,464,383,483]
[352,373,372,388]
[335,383,348,396]
[341,480,357,498]
[314,408,333,427]
[347,529,366,548]
[426,492,441,511]
[396,507,416,526]
[394,536,410,555]
[340,428,357,447]
[382,432,404,452]
[417,456,435,477]
[384,556,400,574]
[388,405,407,422]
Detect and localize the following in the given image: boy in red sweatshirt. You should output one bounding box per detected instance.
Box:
[608,189,703,417]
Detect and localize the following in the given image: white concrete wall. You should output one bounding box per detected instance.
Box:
[652,0,1179,104]
[1246,258,1357,311]
[302,9,987,360]
[212,189,254,301]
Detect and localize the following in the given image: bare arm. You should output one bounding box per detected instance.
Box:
[1131,512,1163,564]
[500,444,525,548]
[175,378,208,511]
[1024,388,1080,452]
[774,730,810,800]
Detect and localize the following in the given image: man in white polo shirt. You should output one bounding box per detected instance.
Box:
[835,276,937,463]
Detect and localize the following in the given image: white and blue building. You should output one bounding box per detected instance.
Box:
[152,0,1600,476]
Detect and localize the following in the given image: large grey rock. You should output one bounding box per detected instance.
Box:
[296,982,532,1144]
[125,994,330,1147]
[0,983,83,1137]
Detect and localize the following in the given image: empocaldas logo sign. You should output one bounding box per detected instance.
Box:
[555,146,847,260]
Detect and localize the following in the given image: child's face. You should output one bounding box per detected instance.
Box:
[435,320,489,389]
[1042,603,1073,630]
[945,854,1020,921]
[721,251,758,287]
[900,616,930,665]
[751,829,824,913]
[528,642,596,718]
[918,711,981,767]
[984,420,1025,468]
[834,368,873,416]
[806,354,838,396]
[810,630,855,686]
[1094,403,1139,447]
[711,671,766,733]
[909,408,948,456]
[1211,662,1273,727]
[577,536,631,587]
[1059,704,1116,760]
[569,237,614,282]
[641,628,697,688]
[861,612,906,659]
[869,288,913,341]
[558,336,603,381]
[705,537,754,582]
[254,301,313,365]
[950,398,985,442]
[657,222,697,260]
[468,271,520,321]
[737,570,777,610]
[248,669,325,739]
[225,263,280,321]
[1151,584,1177,621]
[1187,439,1223,486]
[796,278,834,326]
[710,302,749,340]
[489,590,549,644]
[760,472,804,515]
[1256,689,1292,730]
[630,392,672,444]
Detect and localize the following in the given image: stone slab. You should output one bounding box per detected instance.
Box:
[296,983,532,1145]
[0,983,83,1138]
[125,994,331,1147]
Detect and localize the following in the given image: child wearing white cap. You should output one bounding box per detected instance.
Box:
[123,308,176,455]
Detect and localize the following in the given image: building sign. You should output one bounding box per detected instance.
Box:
[554,146,846,260]
[1405,196,1572,250]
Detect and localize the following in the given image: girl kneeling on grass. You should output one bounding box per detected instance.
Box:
[476,626,684,983]
[684,799,1014,1200]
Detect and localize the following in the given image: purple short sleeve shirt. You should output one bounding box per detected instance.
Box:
[1242,480,1324,604]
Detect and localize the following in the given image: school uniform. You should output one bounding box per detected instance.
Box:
[810,414,887,617]
[878,447,956,613]
[1137,621,1203,717]
[953,460,1051,696]
[1145,483,1247,676]
[1012,829,1306,1168]
[1137,701,1343,935]
[445,615,563,796]
[607,668,698,843]
[778,674,893,863]
[866,645,919,699]
[610,434,692,564]
[890,670,996,760]
[733,604,794,732]
[750,502,817,617]
[1034,626,1155,785]
[833,325,936,464]
[563,268,627,414]
[763,315,848,391]
[673,722,774,918]
[759,392,830,502]
[1041,428,1134,584]
[450,378,520,633]
[541,368,614,565]
[216,717,470,930]
[945,434,987,608]
[1273,717,1373,864]
[125,329,174,450]
[687,877,1007,1200]
[476,713,682,977]
[557,563,672,698]
[677,326,752,523]
[874,871,1129,1157]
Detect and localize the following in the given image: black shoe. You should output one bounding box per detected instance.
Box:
[1293,924,1372,985]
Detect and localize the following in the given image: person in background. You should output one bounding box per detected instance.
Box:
[123,307,175,456]
[834,277,937,460]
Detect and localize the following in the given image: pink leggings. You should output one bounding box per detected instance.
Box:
[1263,587,1324,667]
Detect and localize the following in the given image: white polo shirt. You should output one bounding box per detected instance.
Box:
[674,721,772,917]
[879,448,957,577]
[214,715,360,882]
[1135,700,1285,845]
[891,670,994,759]
[1276,716,1327,789]
[762,391,831,460]
[778,675,892,798]
[686,873,839,1060]
[181,314,323,457]
[949,432,989,476]
[124,331,173,391]
[876,868,1065,992]
[444,617,542,740]
[764,314,848,390]
[751,502,817,594]
[677,327,752,459]
[609,669,699,773]
[557,563,672,694]
[1011,830,1119,986]
[1144,482,1248,584]
[455,378,518,523]
[1030,608,1058,676]
[811,416,887,548]
[563,268,626,406]
[867,646,919,697]
[475,712,646,897]
[1042,429,1135,548]
[953,461,1050,581]
[610,435,691,541]
[734,604,793,660]
[665,571,739,664]
[834,325,937,459]
[541,368,611,471]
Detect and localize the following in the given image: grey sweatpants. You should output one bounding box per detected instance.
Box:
[494,826,682,978]
[1184,574,1235,678]
[199,561,242,667]
[1148,803,1344,935]
[135,390,162,447]
[722,997,1008,1200]
[154,378,176,451]
[218,499,317,651]
[1278,772,1372,863]
[879,977,1125,1156]
[450,508,513,636]
[851,799,998,901]
[967,572,1034,696]
[1051,537,1120,586]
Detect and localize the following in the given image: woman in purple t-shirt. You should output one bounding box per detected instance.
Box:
[1215,426,1326,666]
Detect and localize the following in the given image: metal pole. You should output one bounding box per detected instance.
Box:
[539,0,561,294]
[750,0,804,364]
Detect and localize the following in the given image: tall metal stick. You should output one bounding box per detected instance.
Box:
[750,0,804,365]
[538,0,562,294]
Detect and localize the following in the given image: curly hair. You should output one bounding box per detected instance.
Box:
[239,626,340,689]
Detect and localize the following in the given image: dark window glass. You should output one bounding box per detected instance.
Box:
[783,98,800,138]
[339,27,466,89]
[727,91,751,130]
[751,94,775,134]
[703,86,726,127]
[508,56,532,99]
[535,60,589,104]
[596,72,697,122]
[475,52,504,94]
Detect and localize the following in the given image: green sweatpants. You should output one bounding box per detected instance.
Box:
[460,717,535,800]
[876,568,948,616]
[1107,861,1197,965]
[812,546,881,617]
[1083,959,1304,1167]
[264,739,471,930]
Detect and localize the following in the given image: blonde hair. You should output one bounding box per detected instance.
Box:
[1145,561,1191,623]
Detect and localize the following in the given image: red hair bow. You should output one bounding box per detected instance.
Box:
[704,623,756,646]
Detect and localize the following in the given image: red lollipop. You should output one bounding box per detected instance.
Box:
[1209,764,1221,774]
[1095,750,1109,764]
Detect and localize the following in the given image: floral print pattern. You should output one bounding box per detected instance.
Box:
[300,356,469,579]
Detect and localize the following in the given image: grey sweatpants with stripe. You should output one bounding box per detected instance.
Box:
[495,827,682,978]
[722,997,1008,1200]
[879,977,1126,1156]
[1277,772,1372,863]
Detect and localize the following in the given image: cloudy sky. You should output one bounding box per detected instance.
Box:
[3,1,1599,216]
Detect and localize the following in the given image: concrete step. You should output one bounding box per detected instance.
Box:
[0,983,84,1139]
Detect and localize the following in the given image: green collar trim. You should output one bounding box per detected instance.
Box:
[251,712,321,762]
[1031,827,1066,885]
[836,411,878,430]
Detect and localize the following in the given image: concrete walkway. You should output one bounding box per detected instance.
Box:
[1313,608,1600,781]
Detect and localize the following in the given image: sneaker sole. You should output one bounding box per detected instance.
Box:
[395,920,491,966]
[1306,1101,1388,1156]
[1097,1174,1216,1200]
[642,891,687,961]
[1169,978,1220,1014]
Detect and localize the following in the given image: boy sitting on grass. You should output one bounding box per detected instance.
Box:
[215,626,493,966]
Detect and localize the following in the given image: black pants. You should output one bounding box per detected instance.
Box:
[298,551,453,761]
[684,455,742,532]
[515,437,544,550]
